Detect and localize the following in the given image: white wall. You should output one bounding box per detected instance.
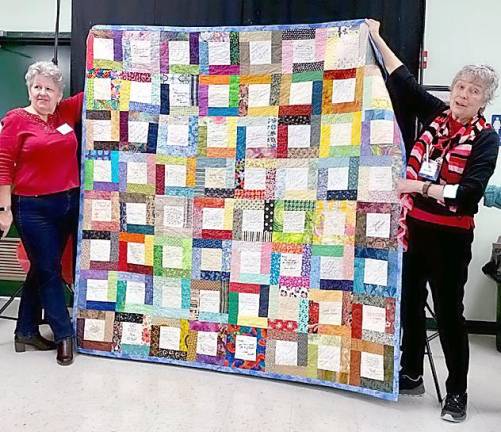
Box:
[424,1,501,321]
[0,0,71,32]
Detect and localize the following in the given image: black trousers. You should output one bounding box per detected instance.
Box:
[400,217,473,394]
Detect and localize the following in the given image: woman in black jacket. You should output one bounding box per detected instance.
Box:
[366,19,499,423]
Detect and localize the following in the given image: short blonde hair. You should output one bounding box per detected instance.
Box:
[451,64,499,106]
[25,61,64,93]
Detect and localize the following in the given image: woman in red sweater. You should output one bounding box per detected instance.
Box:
[0,61,83,366]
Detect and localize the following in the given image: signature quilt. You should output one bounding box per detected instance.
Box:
[74,19,404,400]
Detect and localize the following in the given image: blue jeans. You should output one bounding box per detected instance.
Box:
[12,189,79,342]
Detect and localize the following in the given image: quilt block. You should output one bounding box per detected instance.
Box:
[75,19,404,400]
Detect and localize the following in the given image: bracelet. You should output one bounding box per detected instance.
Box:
[0,205,11,212]
[421,181,432,198]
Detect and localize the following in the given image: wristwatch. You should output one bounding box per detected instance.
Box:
[422,181,432,198]
[0,206,11,212]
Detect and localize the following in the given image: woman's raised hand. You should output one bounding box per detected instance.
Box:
[365,19,381,39]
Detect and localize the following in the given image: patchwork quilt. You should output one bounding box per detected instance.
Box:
[74,19,404,400]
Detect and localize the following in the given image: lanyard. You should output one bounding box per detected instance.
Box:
[425,139,451,163]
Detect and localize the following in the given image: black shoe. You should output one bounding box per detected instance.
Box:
[56,337,74,366]
[399,374,425,395]
[14,334,57,352]
[441,392,467,423]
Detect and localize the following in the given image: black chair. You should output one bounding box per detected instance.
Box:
[425,302,443,404]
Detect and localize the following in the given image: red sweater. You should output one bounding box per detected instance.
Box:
[0,92,84,196]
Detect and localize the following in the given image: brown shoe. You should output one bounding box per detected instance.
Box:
[15,334,57,352]
[56,337,74,366]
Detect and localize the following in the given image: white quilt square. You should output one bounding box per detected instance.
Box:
[360,352,385,381]
[89,239,111,262]
[246,125,268,148]
[130,40,151,64]
[201,248,223,271]
[91,199,112,222]
[320,256,344,280]
[249,40,272,65]
[275,340,298,366]
[93,160,112,182]
[363,305,387,333]
[84,318,106,341]
[93,78,111,100]
[121,322,144,345]
[248,84,271,107]
[159,326,181,350]
[318,345,341,372]
[126,203,147,225]
[327,167,349,190]
[161,279,182,309]
[196,331,219,356]
[207,122,228,148]
[323,210,346,236]
[128,121,149,144]
[240,250,261,274]
[93,38,114,61]
[292,39,316,63]
[364,258,388,286]
[280,253,303,277]
[238,293,260,316]
[332,78,356,104]
[199,290,220,313]
[92,120,112,142]
[283,211,305,233]
[167,124,189,147]
[366,213,391,238]
[205,167,228,189]
[330,123,353,146]
[208,41,230,65]
[127,242,145,265]
[127,162,148,184]
[289,81,313,105]
[129,81,152,104]
[277,296,298,321]
[86,279,109,302]
[169,40,190,65]
[208,85,230,107]
[319,301,343,325]
[170,84,191,107]
[242,209,264,232]
[163,205,185,228]
[125,281,146,304]
[285,167,309,191]
[235,335,257,361]
[202,207,225,230]
[163,245,184,269]
[368,167,393,192]
[370,120,394,145]
[288,125,311,148]
[244,168,267,190]
[165,165,187,187]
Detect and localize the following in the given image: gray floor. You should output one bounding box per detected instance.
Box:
[1,299,500,432]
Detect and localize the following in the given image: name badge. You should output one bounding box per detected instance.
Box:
[418,159,441,181]
[56,123,73,135]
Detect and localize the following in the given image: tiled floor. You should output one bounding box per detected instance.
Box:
[1,299,500,432]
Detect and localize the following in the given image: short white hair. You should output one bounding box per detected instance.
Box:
[25,61,64,93]
[451,64,499,106]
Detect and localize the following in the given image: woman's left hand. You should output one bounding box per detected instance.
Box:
[397,179,421,195]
